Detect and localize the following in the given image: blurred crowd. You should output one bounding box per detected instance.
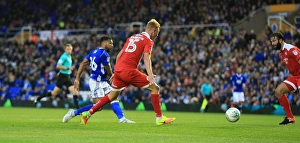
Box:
[1,0,300,108]
[0,0,295,31]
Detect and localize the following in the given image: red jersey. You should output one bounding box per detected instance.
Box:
[280,43,300,76]
[115,32,153,71]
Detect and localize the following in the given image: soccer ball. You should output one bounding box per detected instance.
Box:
[225,107,240,122]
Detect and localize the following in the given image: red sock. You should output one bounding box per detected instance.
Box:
[278,95,294,118]
[151,94,162,117]
[89,96,110,115]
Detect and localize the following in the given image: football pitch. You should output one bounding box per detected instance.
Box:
[1,108,300,143]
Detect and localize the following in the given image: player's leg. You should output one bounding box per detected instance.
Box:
[129,70,162,118]
[101,82,124,121]
[232,92,238,108]
[128,69,175,125]
[81,90,120,124]
[146,83,161,116]
[86,91,121,115]
[34,74,65,106]
[100,82,134,123]
[87,72,127,114]
[82,73,126,124]
[109,99,123,119]
[238,92,245,112]
[67,75,80,109]
[146,83,176,125]
[276,79,296,125]
[62,104,93,123]
[67,85,79,109]
[204,95,212,112]
[87,80,134,123]
[64,78,100,122]
[235,92,244,112]
[34,86,61,106]
[110,99,135,123]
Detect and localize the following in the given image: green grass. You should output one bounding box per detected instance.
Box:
[0,107,300,143]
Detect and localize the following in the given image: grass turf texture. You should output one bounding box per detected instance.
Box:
[0,107,299,143]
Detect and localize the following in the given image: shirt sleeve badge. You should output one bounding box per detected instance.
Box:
[293,50,298,55]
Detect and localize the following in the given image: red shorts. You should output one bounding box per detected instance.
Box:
[283,75,300,91]
[112,69,150,90]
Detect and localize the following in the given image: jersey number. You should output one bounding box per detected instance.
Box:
[90,57,97,71]
[125,38,139,52]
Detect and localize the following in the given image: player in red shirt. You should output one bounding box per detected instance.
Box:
[271,32,298,125]
[81,19,176,125]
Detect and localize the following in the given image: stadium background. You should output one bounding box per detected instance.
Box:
[1,0,300,114]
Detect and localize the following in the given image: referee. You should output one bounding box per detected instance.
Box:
[34,44,79,109]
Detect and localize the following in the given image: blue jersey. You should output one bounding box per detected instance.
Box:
[230,74,247,92]
[85,47,110,82]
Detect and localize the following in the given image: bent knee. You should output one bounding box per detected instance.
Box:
[148,84,160,93]
[275,86,289,97]
[275,88,282,97]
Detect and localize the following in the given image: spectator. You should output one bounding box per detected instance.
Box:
[0,0,299,110]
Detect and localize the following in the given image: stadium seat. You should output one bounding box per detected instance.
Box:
[8,86,22,99]
[46,83,56,91]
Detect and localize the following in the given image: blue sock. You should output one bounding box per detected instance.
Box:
[111,101,124,119]
[74,104,93,116]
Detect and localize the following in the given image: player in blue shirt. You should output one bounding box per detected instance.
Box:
[62,36,134,123]
[229,67,247,112]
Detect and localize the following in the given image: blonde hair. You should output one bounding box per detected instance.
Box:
[146,19,160,29]
[64,44,72,49]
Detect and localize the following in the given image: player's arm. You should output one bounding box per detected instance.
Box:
[143,52,155,84]
[75,59,89,80]
[74,59,89,90]
[115,49,123,63]
[242,83,247,89]
[229,76,235,90]
[56,56,69,70]
[229,76,233,86]
[56,64,69,70]
[242,77,247,90]
[104,64,114,83]
[104,64,113,77]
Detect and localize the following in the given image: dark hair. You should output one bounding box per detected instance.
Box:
[100,36,112,44]
[270,32,285,41]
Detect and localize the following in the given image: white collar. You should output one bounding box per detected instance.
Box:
[281,42,287,51]
[141,32,151,40]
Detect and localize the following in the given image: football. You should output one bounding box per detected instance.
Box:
[225,107,240,122]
